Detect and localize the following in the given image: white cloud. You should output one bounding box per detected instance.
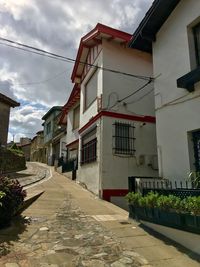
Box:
[0,0,153,140]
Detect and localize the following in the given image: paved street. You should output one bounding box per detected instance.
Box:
[8,162,51,187]
[0,163,200,267]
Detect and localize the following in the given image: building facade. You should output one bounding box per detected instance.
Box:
[30,130,46,163]
[0,93,20,147]
[130,0,200,181]
[61,23,158,206]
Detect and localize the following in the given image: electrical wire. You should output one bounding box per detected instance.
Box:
[0,37,153,81]
[14,70,67,86]
[156,92,200,110]
[125,87,154,104]
[109,79,153,110]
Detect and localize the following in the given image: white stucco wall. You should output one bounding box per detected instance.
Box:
[102,39,154,116]
[153,0,200,180]
[77,120,101,195]
[101,116,158,190]
[59,134,67,158]
[66,102,80,145]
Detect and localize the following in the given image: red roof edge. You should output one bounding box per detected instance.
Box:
[71,23,132,83]
[58,84,80,125]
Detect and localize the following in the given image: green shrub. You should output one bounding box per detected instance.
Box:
[157,194,181,212]
[125,192,142,206]
[125,192,200,216]
[184,196,200,215]
[143,191,159,208]
[0,176,26,227]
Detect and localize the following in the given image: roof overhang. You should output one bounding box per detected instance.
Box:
[71,23,132,83]
[0,93,20,107]
[42,106,62,120]
[129,0,181,53]
[58,84,80,125]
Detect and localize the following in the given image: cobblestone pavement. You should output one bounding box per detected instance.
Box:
[8,162,51,187]
[0,191,146,267]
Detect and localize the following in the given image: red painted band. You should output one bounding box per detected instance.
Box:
[102,189,129,202]
[79,110,156,134]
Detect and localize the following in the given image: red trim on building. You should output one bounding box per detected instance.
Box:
[71,23,132,83]
[59,84,80,125]
[66,139,79,148]
[102,189,129,202]
[79,110,156,134]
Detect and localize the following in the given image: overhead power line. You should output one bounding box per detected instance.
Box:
[0,37,153,81]
[109,79,153,110]
[15,70,67,86]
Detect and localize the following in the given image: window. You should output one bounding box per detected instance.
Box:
[81,127,97,164]
[84,69,98,109]
[113,122,135,155]
[73,105,80,129]
[193,22,200,66]
[46,122,51,134]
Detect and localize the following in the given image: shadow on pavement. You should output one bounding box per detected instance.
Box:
[139,223,200,263]
[8,173,34,179]
[0,215,30,256]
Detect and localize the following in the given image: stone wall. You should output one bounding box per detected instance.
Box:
[0,147,26,173]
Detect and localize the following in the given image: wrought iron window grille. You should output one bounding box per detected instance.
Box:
[113,121,135,156]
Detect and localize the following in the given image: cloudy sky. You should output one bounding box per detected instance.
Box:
[0,0,153,142]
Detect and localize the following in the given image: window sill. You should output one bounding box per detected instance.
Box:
[177,66,200,92]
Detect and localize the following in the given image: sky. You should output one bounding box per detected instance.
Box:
[0,0,153,142]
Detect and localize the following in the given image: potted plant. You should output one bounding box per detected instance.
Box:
[156,194,182,227]
[125,192,142,219]
[183,196,200,233]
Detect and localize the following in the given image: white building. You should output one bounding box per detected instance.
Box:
[61,23,158,206]
[130,0,200,182]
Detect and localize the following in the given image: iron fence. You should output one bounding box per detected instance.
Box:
[128,176,200,198]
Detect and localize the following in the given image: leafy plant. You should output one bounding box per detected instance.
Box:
[125,192,200,216]
[0,191,5,206]
[188,171,200,188]
[0,176,26,227]
[157,194,181,212]
[143,191,159,208]
[184,196,200,215]
[125,192,142,206]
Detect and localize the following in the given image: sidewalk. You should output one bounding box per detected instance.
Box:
[0,167,200,266]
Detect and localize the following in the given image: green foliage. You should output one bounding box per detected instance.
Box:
[188,171,200,188]
[8,143,24,156]
[125,192,141,206]
[157,194,181,212]
[143,191,159,208]
[125,192,200,216]
[0,147,26,173]
[184,196,200,215]
[0,176,26,227]
[0,191,6,206]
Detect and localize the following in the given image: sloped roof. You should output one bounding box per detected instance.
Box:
[71,23,132,83]
[129,0,181,53]
[42,106,62,120]
[0,93,20,107]
[59,84,80,125]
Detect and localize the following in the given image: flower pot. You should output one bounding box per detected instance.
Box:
[184,214,200,234]
[135,207,147,220]
[128,204,135,219]
[158,210,182,227]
